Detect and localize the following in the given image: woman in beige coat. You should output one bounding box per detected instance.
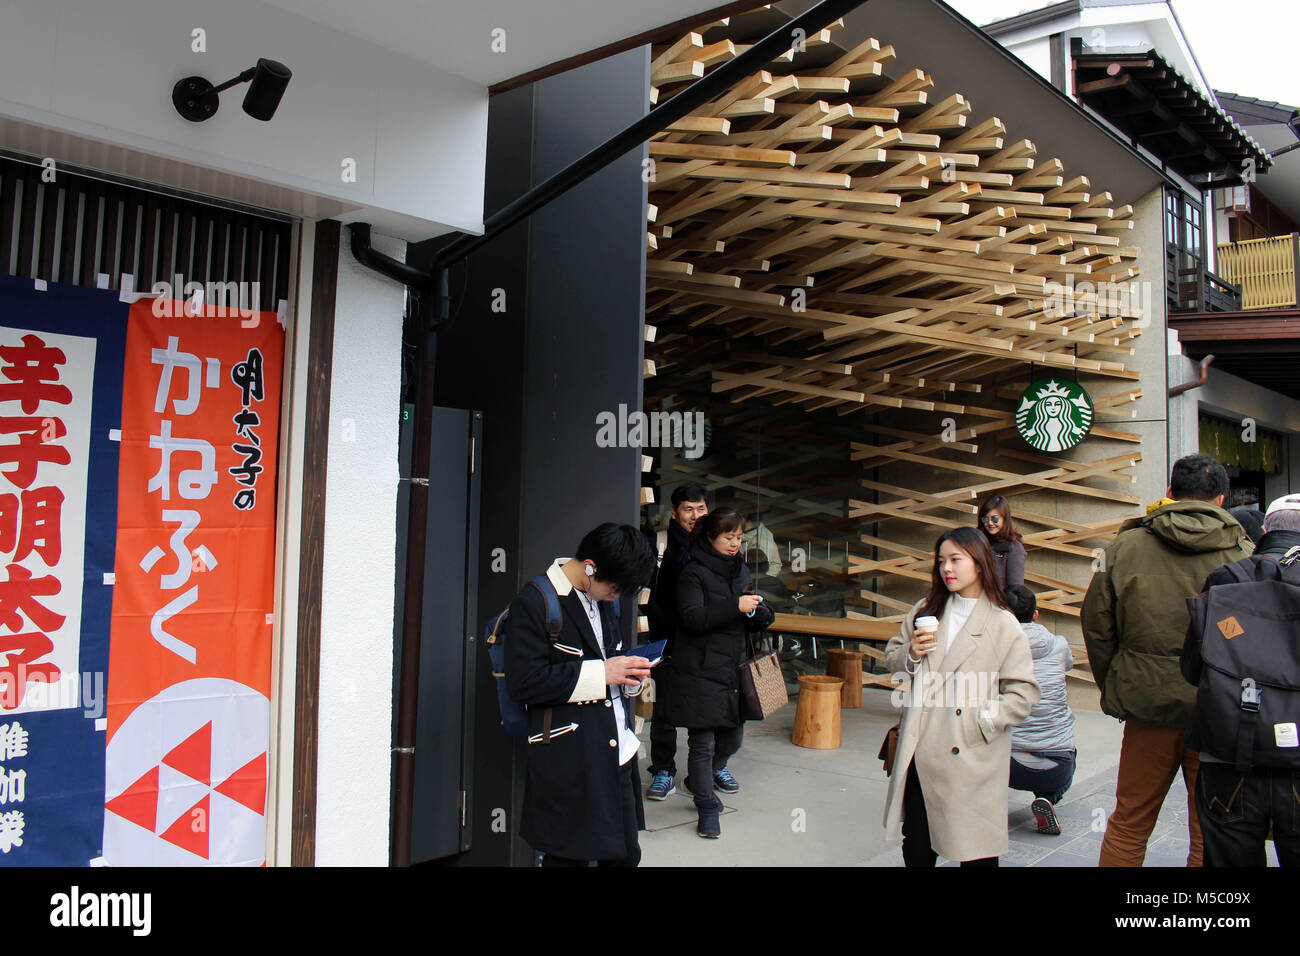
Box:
[883,527,1039,866]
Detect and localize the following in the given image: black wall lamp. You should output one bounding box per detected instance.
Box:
[172,58,292,122]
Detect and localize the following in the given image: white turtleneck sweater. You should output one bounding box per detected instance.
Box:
[945,594,977,651]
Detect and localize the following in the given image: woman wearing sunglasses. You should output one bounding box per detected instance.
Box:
[977,494,1026,588]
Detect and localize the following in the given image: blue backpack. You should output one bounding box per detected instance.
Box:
[485,575,620,739]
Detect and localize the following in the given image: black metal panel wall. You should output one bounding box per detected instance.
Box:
[519,52,650,575]
[409,406,481,863]
[419,46,651,866]
[0,155,292,309]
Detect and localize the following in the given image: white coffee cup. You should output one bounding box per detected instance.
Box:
[914,615,939,635]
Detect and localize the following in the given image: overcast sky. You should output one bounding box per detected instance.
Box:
[946,0,1300,108]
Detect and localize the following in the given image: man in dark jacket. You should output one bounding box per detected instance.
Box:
[505,523,655,865]
[1082,454,1252,867]
[1181,493,1300,866]
[644,483,708,800]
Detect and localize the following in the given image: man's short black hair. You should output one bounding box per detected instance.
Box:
[1169,454,1229,502]
[575,522,656,598]
[671,482,709,510]
[1005,585,1037,623]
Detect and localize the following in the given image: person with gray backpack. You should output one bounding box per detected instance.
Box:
[1182,493,1300,866]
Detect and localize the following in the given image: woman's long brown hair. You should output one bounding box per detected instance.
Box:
[918,526,1012,620]
[977,494,1022,542]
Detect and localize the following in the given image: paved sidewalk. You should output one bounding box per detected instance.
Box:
[635,688,1225,867]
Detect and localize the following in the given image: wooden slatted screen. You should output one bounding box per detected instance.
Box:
[0,155,293,312]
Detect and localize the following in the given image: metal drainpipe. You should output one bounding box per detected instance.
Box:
[350,0,875,865]
[1169,354,1214,396]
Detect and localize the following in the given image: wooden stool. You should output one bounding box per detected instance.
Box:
[792,675,843,749]
[824,649,864,708]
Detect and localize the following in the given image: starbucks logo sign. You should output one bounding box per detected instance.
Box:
[1016,378,1093,452]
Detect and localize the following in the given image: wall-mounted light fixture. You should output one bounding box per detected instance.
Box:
[172,58,292,123]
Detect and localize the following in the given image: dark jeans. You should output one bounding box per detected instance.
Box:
[648,709,678,776]
[541,759,642,867]
[1008,750,1077,804]
[902,762,998,867]
[1196,761,1300,867]
[686,724,743,808]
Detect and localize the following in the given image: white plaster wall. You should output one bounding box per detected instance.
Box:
[314,230,406,865]
[1004,35,1052,81]
[0,0,488,238]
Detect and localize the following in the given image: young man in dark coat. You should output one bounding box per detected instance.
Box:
[644,483,708,800]
[505,523,656,866]
[1082,454,1252,866]
[1181,493,1300,866]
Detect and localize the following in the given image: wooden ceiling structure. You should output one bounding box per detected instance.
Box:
[641,8,1149,638]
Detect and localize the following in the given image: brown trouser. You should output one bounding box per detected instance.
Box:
[1100,721,1203,867]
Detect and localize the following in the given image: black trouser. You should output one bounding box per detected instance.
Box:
[541,759,642,867]
[1197,761,1300,867]
[686,724,743,808]
[1008,750,1077,804]
[648,708,679,776]
[901,762,998,867]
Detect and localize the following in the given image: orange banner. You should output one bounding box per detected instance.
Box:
[103,300,283,865]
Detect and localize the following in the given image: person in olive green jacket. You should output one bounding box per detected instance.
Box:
[1082,454,1252,867]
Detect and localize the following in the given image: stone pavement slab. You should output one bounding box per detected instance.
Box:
[637,688,1129,867]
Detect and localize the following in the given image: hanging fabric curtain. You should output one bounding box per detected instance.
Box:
[1198,415,1283,474]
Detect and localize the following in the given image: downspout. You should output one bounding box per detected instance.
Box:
[352,0,873,866]
[1169,353,1214,396]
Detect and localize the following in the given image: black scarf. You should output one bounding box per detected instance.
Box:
[689,538,744,587]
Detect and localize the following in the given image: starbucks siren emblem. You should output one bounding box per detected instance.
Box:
[1016,378,1093,452]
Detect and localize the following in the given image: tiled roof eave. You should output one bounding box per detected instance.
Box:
[1074,49,1272,173]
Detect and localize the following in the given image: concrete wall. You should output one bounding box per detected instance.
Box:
[313,231,407,865]
[0,0,488,238]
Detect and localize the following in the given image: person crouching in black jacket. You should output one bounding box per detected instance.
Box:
[663,508,765,839]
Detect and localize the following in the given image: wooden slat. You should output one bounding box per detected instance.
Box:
[274,223,293,307]
[99,188,120,286]
[137,195,160,291]
[155,196,177,292]
[58,189,81,284]
[117,196,139,288]
[78,179,101,287]
[16,168,39,279]
[174,203,194,289]
[260,221,278,312]
[37,180,59,282]
[190,210,211,287]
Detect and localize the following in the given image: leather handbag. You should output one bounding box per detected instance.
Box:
[878,722,900,775]
[739,636,788,720]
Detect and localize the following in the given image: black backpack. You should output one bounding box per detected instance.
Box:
[1185,547,1300,770]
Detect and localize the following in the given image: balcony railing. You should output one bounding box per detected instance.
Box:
[1216,234,1300,310]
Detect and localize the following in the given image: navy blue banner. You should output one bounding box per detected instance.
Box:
[0,275,126,865]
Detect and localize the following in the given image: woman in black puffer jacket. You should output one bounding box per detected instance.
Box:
[663,508,771,839]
